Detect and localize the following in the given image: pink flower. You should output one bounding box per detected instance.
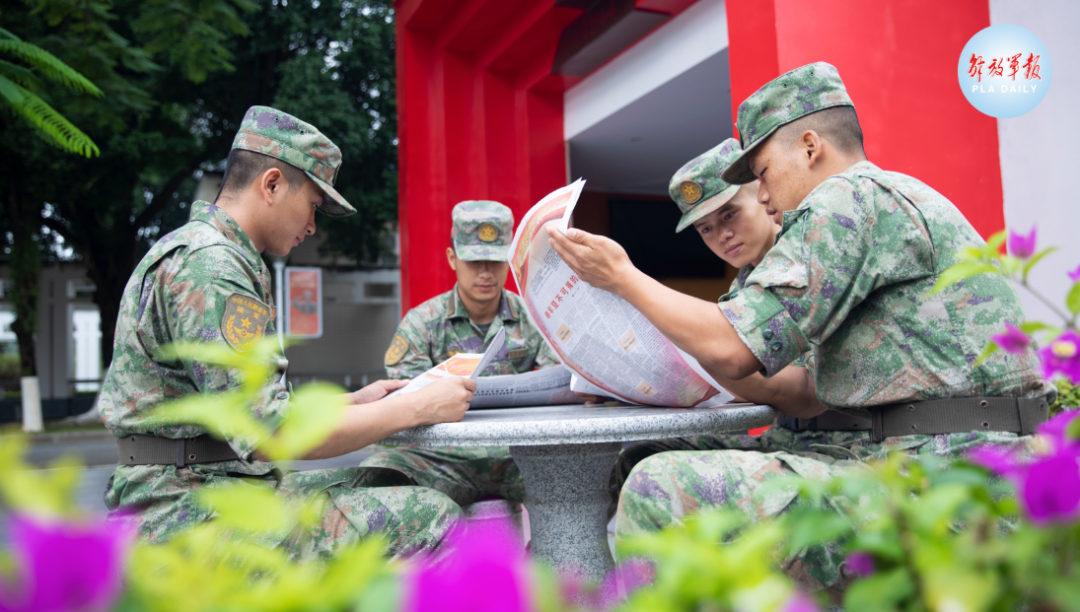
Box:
[1069,264,1080,284]
[969,412,1080,525]
[780,590,820,612]
[1008,227,1037,258]
[844,552,875,577]
[405,517,532,612]
[1037,331,1080,384]
[0,514,136,612]
[992,323,1031,355]
[560,560,654,611]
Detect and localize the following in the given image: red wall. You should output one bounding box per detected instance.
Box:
[725,0,1003,238]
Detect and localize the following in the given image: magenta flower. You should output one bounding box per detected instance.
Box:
[845,552,875,577]
[1008,227,1037,258]
[1069,264,1080,284]
[780,590,820,612]
[970,413,1080,525]
[992,323,1031,355]
[405,516,532,612]
[0,513,136,612]
[1037,331,1080,384]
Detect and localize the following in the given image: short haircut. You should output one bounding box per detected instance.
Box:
[775,106,865,156]
[219,149,308,196]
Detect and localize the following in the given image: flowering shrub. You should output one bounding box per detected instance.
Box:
[3,226,1080,612]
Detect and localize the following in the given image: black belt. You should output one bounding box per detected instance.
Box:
[776,397,1049,443]
[118,434,240,467]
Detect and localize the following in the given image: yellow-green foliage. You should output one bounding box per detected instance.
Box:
[1051,379,1080,416]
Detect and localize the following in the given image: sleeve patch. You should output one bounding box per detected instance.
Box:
[221,293,271,352]
[385,333,410,366]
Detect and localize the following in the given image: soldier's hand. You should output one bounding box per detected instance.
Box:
[343,379,408,405]
[574,392,607,405]
[548,226,635,293]
[412,377,475,425]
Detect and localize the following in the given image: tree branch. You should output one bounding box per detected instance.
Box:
[132,151,213,231]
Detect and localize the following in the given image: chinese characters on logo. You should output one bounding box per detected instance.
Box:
[544,275,580,319]
[969,52,1041,82]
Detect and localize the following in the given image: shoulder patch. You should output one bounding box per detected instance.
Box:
[221,293,272,352]
[385,333,409,366]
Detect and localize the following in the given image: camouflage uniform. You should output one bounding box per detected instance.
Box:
[100,106,461,559]
[615,63,1054,592]
[367,202,559,509]
[613,140,809,499]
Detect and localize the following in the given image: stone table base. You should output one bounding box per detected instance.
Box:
[510,441,622,582]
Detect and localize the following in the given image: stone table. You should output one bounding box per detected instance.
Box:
[382,403,776,581]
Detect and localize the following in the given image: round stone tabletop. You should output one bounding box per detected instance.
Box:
[382,403,777,447]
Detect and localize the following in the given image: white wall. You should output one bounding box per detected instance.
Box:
[564,0,729,140]
[991,0,1080,324]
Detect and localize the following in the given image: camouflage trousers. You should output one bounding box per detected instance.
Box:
[356,446,525,508]
[106,464,462,562]
[613,425,1030,594]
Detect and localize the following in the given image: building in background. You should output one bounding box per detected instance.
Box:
[396,0,1080,324]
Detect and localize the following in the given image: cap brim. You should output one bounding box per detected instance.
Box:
[675,184,741,233]
[307,172,356,218]
[720,130,775,185]
[455,243,511,262]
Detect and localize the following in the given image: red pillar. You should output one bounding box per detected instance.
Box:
[725,0,1004,238]
[395,0,581,310]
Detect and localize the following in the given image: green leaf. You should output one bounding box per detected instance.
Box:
[928,261,1001,295]
[198,485,290,534]
[985,229,1007,256]
[1022,246,1058,280]
[147,392,268,448]
[783,509,851,553]
[0,59,42,90]
[973,340,999,366]
[844,568,916,612]
[0,39,103,96]
[0,77,99,157]
[266,382,345,462]
[1019,320,1058,335]
[1067,281,1080,317]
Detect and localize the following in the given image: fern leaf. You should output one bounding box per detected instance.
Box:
[0,40,103,97]
[0,77,100,157]
[0,59,42,90]
[0,27,19,42]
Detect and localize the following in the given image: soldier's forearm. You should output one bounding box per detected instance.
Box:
[298,396,421,460]
[613,268,764,379]
[703,364,826,419]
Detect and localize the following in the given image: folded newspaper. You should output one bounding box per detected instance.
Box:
[507,179,735,408]
[385,328,586,409]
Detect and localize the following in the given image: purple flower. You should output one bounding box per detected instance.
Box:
[1021,452,1080,525]
[780,590,820,612]
[405,516,532,612]
[992,323,1031,355]
[560,559,654,611]
[1008,227,1037,258]
[1037,410,1080,453]
[970,415,1080,526]
[0,513,136,612]
[845,552,876,577]
[1037,331,1080,384]
[1069,264,1080,284]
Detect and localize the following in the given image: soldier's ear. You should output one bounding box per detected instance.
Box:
[446,247,457,271]
[260,168,285,203]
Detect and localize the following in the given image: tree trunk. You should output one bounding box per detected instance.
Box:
[6,165,39,377]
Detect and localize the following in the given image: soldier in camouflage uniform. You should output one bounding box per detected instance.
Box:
[360,202,562,509]
[549,62,1054,594]
[100,106,476,560]
[611,138,823,501]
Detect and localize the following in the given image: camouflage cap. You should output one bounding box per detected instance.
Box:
[669,138,744,233]
[452,201,513,261]
[721,62,854,185]
[231,106,356,217]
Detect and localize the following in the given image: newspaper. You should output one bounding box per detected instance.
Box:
[471,365,584,409]
[386,329,506,398]
[507,180,735,408]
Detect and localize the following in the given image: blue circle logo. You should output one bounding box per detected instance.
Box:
[958,24,1052,118]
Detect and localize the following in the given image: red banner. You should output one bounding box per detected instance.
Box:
[285,267,322,339]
